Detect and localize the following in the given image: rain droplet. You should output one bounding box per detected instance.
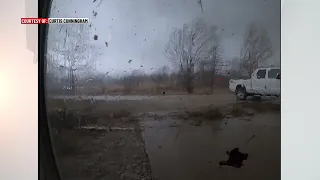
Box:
[90,97,95,104]
[86,78,93,84]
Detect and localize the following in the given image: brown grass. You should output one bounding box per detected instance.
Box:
[181,101,280,123]
[46,99,135,132]
[186,107,223,120]
[226,102,280,117]
[236,102,281,113]
[74,82,230,96]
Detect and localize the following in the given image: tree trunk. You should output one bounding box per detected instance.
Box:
[71,71,75,96]
[187,85,193,94]
[186,78,194,94]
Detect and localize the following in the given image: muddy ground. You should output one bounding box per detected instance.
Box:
[47,93,280,180]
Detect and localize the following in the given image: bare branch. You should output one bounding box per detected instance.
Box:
[164,18,219,93]
[240,22,273,76]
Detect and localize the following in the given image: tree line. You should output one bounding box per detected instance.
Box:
[46,17,274,95]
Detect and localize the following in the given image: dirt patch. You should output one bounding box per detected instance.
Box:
[47,99,152,180]
[52,129,152,180]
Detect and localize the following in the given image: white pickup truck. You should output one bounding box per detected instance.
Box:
[229,67,280,100]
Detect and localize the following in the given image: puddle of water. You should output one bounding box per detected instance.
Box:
[140,113,280,180]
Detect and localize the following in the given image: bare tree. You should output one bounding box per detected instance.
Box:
[206,44,223,94]
[47,23,100,95]
[165,18,218,93]
[93,73,107,94]
[240,23,273,77]
[227,57,245,79]
[130,69,145,88]
[151,66,170,93]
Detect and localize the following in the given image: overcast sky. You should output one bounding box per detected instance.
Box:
[49,0,280,75]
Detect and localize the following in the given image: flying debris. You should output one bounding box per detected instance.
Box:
[197,0,204,12]
[219,148,248,168]
[86,78,93,84]
[93,11,98,17]
[96,0,103,8]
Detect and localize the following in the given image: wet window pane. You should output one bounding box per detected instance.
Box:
[257,69,266,79]
[45,0,281,179]
[268,69,280,79]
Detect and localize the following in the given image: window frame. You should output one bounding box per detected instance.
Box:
[268,68,281,79]
[256,69,267,79]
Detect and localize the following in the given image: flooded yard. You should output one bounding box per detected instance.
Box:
[140,113,280,180]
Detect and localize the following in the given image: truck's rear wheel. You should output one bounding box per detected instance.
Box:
[236,87,247,100]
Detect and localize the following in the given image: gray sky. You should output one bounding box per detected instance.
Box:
[49,0,280,75]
